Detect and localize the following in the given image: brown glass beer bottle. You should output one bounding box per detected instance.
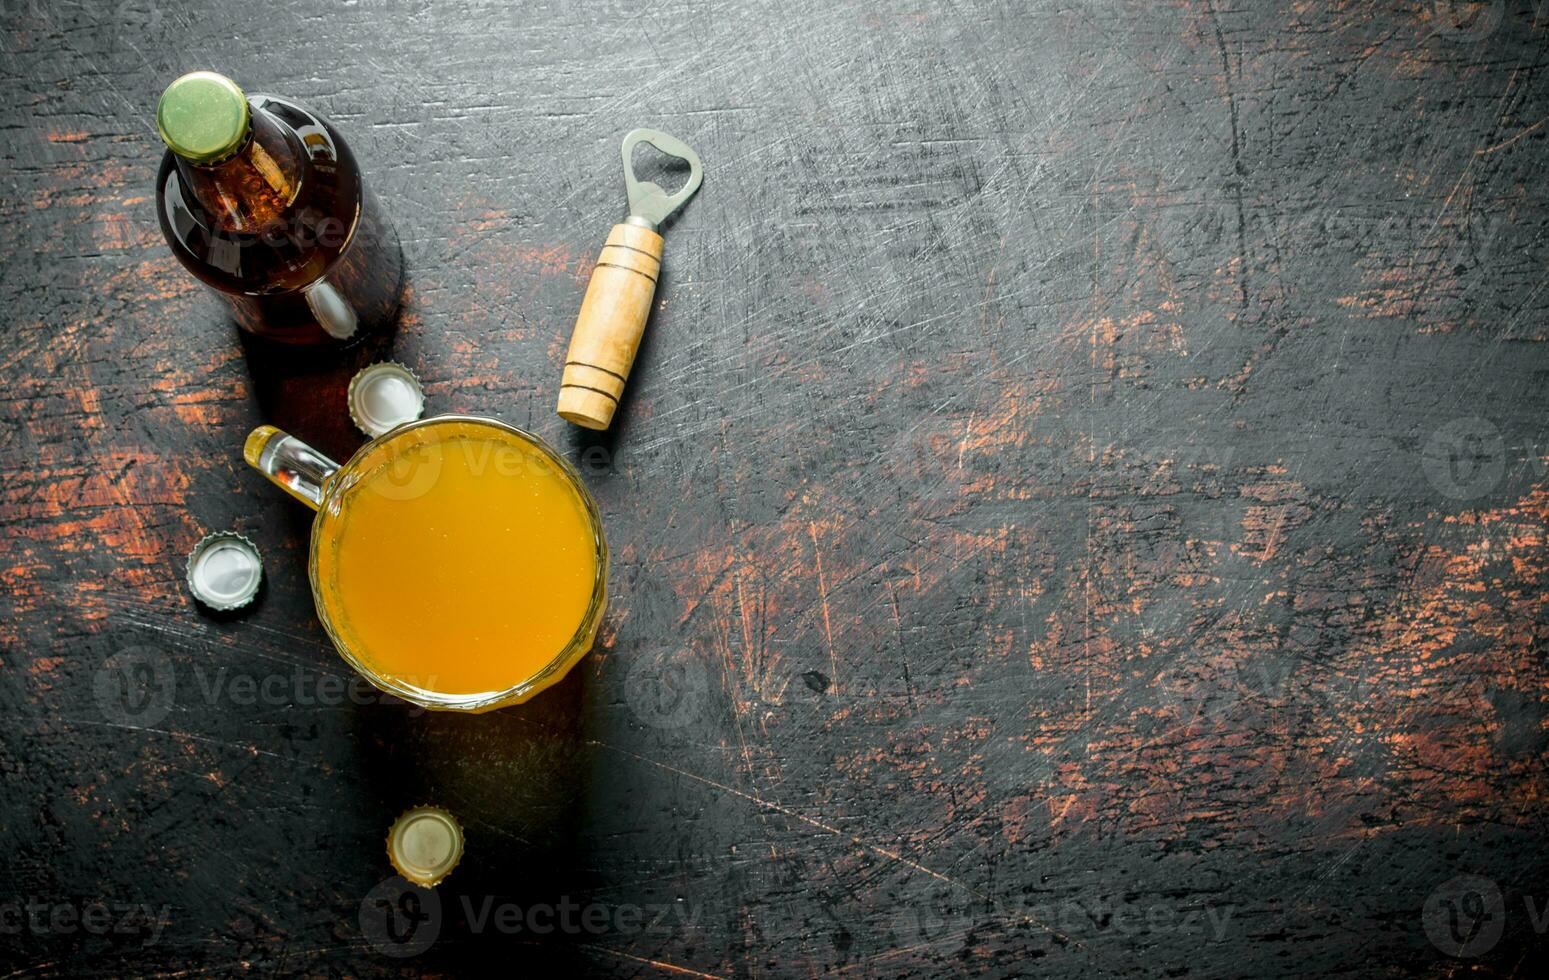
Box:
[154,71,403,345]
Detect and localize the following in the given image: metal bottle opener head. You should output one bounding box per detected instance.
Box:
[558,128,704,430]
[621,128,703,230]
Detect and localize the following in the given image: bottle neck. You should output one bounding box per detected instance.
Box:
[174,104,303,234]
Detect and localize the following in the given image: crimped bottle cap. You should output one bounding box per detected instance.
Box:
[348,361,425,438]
[185,531,263,611]
[157,71,251,164]
[387,805,463,887]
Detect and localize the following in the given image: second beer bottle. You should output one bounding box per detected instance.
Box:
[155,71,403,346]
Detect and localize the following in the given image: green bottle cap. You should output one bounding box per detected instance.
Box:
[156,71,250,164]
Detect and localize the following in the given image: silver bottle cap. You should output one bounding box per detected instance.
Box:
[387,805,464,887]
[185,531,263,611]
[348,361,425,438]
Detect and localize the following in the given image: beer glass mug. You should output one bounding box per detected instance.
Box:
[245,415,607,712]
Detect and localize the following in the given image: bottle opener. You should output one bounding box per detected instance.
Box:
[557,128,703,430]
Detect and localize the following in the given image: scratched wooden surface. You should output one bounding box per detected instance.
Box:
[2,0,1548,976]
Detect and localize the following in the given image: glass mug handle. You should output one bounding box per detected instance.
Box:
[244,425,339,511]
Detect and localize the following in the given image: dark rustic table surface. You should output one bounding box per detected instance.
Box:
[3,0,1547,976]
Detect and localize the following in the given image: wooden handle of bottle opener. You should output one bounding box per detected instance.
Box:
[556,222,664,430]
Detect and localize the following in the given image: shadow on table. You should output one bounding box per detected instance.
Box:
[236,321,398,547]
[237,323,398,463]
[345,666,597,969]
